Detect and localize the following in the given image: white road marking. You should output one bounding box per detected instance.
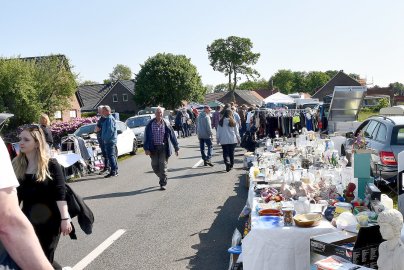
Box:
[73,229,126,270]
[192,159,204,168]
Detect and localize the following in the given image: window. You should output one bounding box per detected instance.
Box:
[364,121,378,138]
[375,124,387,142]
[391,126,404,145]
[113,94,118,102]
[54,111,62,119]
[117,122,126,131]
[70,110,77,118]
[123,93,128,102]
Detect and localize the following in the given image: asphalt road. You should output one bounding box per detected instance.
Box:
[55,134,248,270]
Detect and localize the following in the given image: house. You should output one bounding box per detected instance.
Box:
[218,90,263,106]
[252,89,278,99]
[312,70,361,102]
[76,80,139,115]
[365,86,394,105]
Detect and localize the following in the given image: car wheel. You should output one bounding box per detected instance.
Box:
[131,140,138,155]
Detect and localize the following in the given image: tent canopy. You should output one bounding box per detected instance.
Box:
[263,92,295,104]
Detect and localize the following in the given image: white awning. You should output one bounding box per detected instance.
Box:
[263,92,295,104]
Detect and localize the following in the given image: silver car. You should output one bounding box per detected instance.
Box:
[342,115,404,182]
[125,114,155,146]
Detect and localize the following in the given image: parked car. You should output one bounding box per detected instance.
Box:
[125,114,155,146]
[342,115,404,183]
[73,121,137,156]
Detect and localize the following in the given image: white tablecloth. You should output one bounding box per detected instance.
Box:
[242,170,337,270]
[54,152,83,168]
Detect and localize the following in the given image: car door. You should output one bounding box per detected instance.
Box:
[116,121,133,155]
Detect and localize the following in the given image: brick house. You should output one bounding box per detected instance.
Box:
[76,80,139,115]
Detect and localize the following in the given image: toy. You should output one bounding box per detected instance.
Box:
[343,182,356,203]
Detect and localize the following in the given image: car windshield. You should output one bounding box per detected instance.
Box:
[391,126,404,145]
[126,116,151,128]
[74,124,96,137]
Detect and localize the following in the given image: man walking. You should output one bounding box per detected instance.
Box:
[101,106,118,178]
[0,137,53,270]
[144,107,179,190]
[197,105,214,166]
[95,106,109,174]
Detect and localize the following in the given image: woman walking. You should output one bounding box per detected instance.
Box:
[216,109,240,172]
[12,125,72,269]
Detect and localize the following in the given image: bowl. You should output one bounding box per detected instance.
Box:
[293,213,322,227]
[258,208,282,216]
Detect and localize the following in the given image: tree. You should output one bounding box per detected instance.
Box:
[239,78,269,90]
[0,55,77,128]
[204,84,215,94]
[109,64,132,82]
[270,70,295,94]
[134,53,205,109]
[305,71,330,95]
[207,36,260,101]
[214,83,228,93]
[389,82,404,96]
[325,70,339,79]
[80,80,99,86]
[292,71,307,92]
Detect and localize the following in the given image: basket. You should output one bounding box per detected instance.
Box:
[293,213,322,227]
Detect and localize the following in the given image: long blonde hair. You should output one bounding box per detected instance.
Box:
[12,125,52,182]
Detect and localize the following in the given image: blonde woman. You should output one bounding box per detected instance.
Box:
[12,125,72,269]
[39,113,54,148]
[217,109,241,172]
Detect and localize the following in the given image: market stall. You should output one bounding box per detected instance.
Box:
[238,132,396,270]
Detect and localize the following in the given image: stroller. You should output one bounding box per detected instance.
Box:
[59,134,104,178]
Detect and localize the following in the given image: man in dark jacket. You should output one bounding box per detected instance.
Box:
[144,107,179,190]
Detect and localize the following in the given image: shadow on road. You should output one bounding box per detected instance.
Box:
[179,174,248,270]
[83,186,160,200]
[169,170,226,180]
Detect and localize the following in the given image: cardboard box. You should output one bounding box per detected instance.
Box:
[310,226,383,269]
[313,255,373,270]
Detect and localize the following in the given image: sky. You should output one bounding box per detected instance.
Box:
[1,0,403,87]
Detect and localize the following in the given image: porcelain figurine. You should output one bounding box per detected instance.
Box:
[377,209,404,270]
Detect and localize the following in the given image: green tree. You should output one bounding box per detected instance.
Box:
[0,55,77,128]
[109,64,132,82]
[214,83,228,93]
[270,69,295,94]
[134,53,205,109]
[348,73,360,80]
[204,84,215,94]
[34,56,77,116]
[389,82,404,96]
[292,71,307,92]
[207,36,260,101]
[239,78,269,90]
[80,80,99,85]
[325,70,339,79]
[305,71,330,95]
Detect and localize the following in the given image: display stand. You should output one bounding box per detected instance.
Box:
[397,151,404,217]
[353,152,372,200]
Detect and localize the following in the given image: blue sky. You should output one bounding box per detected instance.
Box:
[2,0,403,87]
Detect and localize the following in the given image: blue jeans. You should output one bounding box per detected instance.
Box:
[199,138,213,161]
[98,138,109,169]
[104,142,118,174]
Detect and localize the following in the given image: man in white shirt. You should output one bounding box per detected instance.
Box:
[0,137,52,269]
